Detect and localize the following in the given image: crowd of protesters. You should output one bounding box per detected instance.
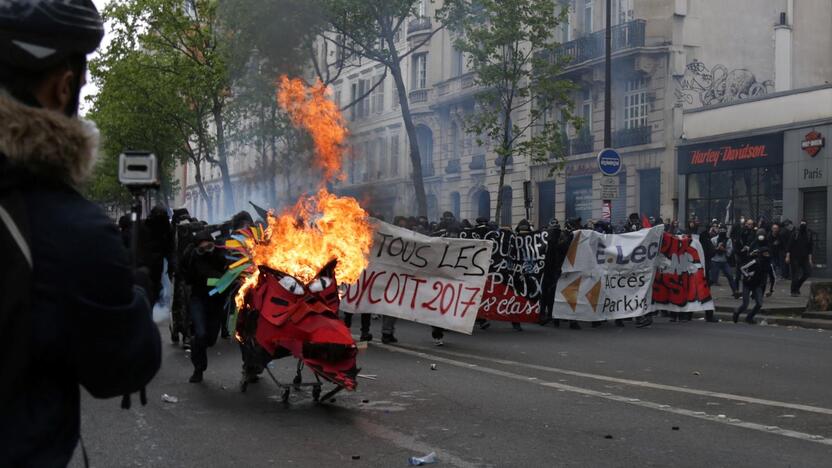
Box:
[124,205,818,360]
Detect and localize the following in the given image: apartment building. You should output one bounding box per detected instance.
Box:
[177,0,832,230]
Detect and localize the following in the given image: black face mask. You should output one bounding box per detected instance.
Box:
[800,224,807,232]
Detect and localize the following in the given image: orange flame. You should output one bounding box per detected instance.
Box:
[235,77,372,306]
[276,75,347,182]
[249,189,372,285]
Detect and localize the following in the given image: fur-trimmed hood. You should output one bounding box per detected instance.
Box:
[0,91,98,186]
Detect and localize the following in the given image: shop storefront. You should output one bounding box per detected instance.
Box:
[565,175,594,222]
[783,124,832,273]
[678,133,784,225]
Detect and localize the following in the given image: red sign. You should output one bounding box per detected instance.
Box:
[802,131,825,157]
[679,133,783,174]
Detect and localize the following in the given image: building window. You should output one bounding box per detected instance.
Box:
[418,0,428,18]
[566,176,593,222]
[390,134,400,176]
[450,192,461,219]
[623,78,648,129]
[334,89,342,109]
[451,47,464,77]
[413,53,427,90]
[581,88,592,132]
[500,185,513,227]
[476,189,491,220]
[377,137,387,177]
[371,75,385,114]
[416,125,433,176]
[427,194,438,221]
[359,78,371,118]
[615,0,634,25]
[450,123,461,160]
[537,181,556,228]
[639,168,661,220]
[583,0,593,34]
[349,82,357,121]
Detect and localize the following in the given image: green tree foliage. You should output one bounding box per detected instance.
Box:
[439,0,578,223]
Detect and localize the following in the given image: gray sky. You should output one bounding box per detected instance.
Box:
[80,0,110,115]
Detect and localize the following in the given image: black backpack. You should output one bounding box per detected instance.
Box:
[0,156,32,409]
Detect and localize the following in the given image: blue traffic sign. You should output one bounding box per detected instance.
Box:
[597,148,621,176]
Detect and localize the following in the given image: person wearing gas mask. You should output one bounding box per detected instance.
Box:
[183,230,228,383]
[786,220,814,297]
[734,231,769,324]
[710,225,740,298]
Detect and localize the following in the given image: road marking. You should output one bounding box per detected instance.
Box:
[391,343,832,417]
[372,343,832,447]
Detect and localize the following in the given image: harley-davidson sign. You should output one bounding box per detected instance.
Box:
[802,131,825,157]
[678,133,783,174]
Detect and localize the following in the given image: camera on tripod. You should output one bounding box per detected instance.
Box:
[119,151,159,192]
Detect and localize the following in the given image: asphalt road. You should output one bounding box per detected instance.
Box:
[71,318,832,467]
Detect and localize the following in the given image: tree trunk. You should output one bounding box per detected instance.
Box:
[494,111,513,225]
[212,101,235,217]
[387,36,428,218]
[193,162,212,217]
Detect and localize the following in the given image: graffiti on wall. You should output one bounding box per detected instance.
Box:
[675,59,774,107]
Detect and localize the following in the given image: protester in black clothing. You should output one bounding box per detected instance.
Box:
[768,223,787,279]
[734,239,768,324]
[786,220,814,296]
[184,230,228,383]
[0,2,161,464]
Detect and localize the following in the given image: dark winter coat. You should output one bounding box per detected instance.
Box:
[0,92,161,467]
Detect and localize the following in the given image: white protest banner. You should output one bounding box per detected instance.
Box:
[340,220,491,334]
[554,226,664,321]
[652,233,715,312]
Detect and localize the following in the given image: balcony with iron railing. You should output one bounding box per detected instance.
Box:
[612,125,652,147]
[409,88,429,104]
[407,17,432,40]
[569,128,594,155]
[553,20,646,68]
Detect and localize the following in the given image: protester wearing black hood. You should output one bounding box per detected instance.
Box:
[786,220,814,296]
[541,219,582,329]
[183,230,228,383]
[734,231,769,324]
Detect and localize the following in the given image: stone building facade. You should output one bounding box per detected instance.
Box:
[177,0,832,230]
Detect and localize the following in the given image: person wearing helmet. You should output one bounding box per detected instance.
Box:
[0,2,161,465]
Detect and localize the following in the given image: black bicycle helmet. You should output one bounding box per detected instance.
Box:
[0,0,104,71]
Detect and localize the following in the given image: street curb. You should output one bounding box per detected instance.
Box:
[714,305,806,316]
[693,311,832,330]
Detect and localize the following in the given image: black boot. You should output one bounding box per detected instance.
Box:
[569,321,581,330]
[189,369,203,383]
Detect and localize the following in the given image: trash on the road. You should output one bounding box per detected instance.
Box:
[161,394,178,404]
[408,452,437,466]
[351,455,361,460]
[672,426,680,431]
[430,363,437,370]
[779,414,797,418]
[692,371,701,376]
[356,341,369,350]
[604,435,613,439]
[759,320,768,326]
[362,399,370,403]
[717,414,726,418]
[358,374,377,380]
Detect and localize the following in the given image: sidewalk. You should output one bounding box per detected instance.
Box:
[705,278,832,329]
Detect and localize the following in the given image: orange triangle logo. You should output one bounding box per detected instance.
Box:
[562,276,582,312]
[585,280,602,311]
[566,231,581,266]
